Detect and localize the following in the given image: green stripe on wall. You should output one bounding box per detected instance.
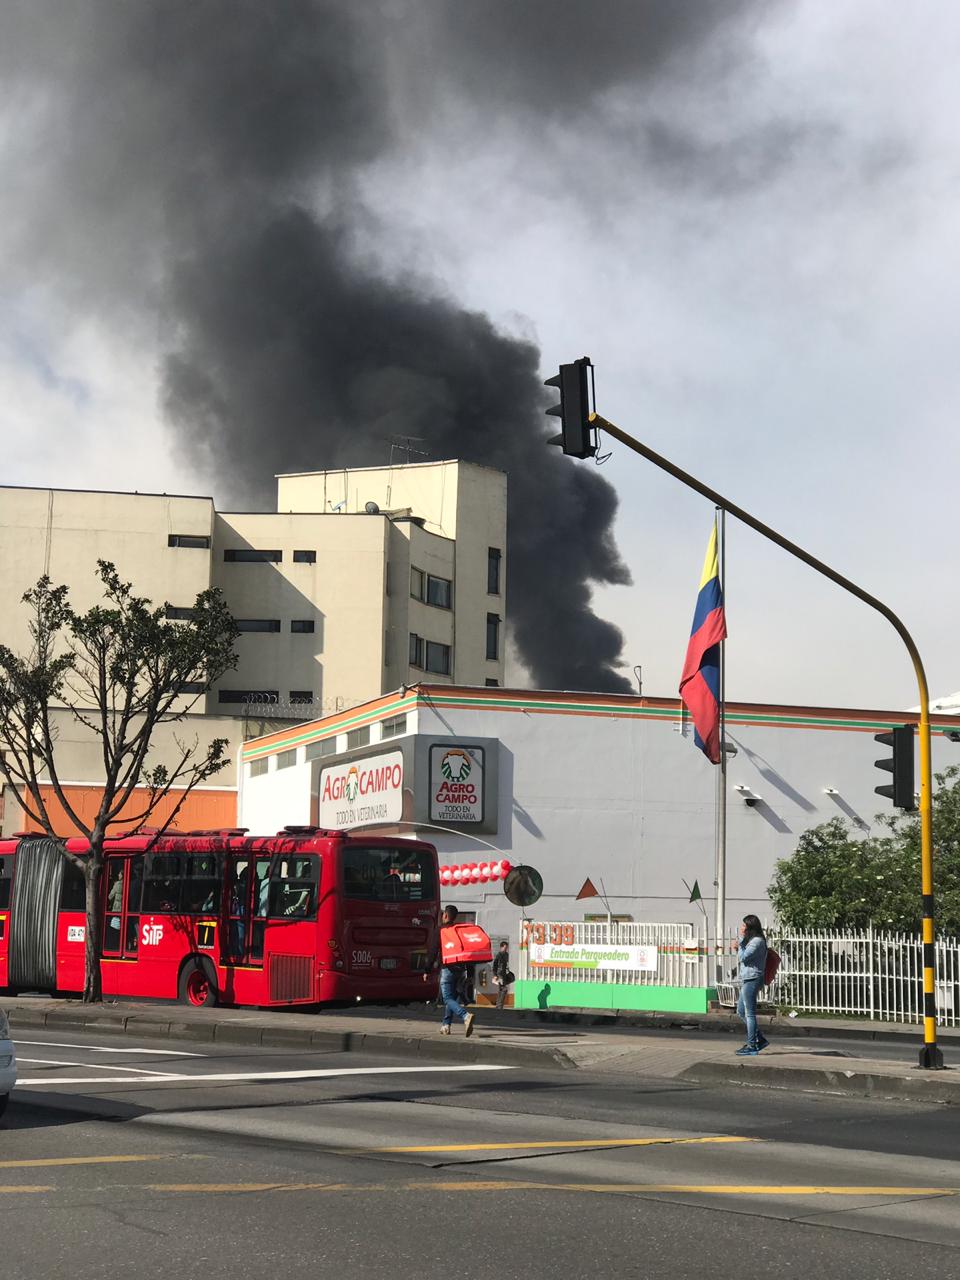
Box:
[242,693,417,759]
[244,686,956,760]
[419,693,944,735]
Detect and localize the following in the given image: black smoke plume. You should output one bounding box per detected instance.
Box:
[1,1,766,691]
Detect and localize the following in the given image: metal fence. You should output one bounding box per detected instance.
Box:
[719,928,960,1027]
[517,919,711,989]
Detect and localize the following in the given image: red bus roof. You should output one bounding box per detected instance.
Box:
[0,829,438,856]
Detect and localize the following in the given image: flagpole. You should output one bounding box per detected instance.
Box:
[715,507,727,985]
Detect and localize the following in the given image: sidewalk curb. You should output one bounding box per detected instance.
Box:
[678,1058,960,1105]
[507,1008,960,1047]
[6,1003,578,1071]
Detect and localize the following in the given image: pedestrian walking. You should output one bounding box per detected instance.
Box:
[438,905,475,1037]
[735,914,769,1056]
[491,940,514,1010]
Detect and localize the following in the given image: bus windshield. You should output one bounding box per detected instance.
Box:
[341,846,436,903]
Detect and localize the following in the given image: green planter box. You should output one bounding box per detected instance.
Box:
[515,980,717,1015]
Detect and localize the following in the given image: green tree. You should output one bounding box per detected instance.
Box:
[0,561,238,1000]
[769,766,960,933]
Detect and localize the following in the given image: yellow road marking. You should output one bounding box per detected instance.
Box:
[0,1186,54,1194]
[357,1136,757,1154]
[150,1183,355,1193]
[146,1180,958,1198]
[0,1155,185,1170]
[549,1185,960,1197]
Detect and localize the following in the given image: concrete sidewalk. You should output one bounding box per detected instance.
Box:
[4,995,959,1104]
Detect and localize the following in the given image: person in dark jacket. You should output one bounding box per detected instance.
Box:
[491,940,513,1010]
[736,914,769,1056]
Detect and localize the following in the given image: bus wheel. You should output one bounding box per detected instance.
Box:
[178,959,218,1008]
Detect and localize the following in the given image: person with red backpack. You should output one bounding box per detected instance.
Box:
[735,914,770,1056]
[438,904,478,1037]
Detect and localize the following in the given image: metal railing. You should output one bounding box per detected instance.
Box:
[517,919,710,989]
[717,928,960,1027]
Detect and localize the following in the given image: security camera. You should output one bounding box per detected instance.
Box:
[743,796,761,808]
[947,731,960,744]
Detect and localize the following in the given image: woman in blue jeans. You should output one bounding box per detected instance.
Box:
[736,914,769,1056]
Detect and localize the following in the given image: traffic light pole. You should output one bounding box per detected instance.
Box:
[589,412,943,1069]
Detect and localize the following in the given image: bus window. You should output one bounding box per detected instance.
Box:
[341,847,437,902]
[60,859,86,911]
[251,857,271,960]
[125,855,144,953]
[142,854,182,913]
[270,856,318,920]
[104,861,125,953]
[252,859,270,917]
[226,859,249,960]
[0,855,10,910]
[182,854,221,913]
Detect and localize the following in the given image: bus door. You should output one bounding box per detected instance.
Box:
[224,854,272,968]
[100,854,143,995]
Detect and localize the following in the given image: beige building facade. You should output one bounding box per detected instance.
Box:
[0,461,507,806]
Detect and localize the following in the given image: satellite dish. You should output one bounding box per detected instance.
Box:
[503,865,543,908]
[364,501,380,515]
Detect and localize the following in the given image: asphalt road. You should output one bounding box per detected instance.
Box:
[4,1026,960,1279]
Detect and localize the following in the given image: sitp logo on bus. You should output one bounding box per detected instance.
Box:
[435,749,477,804]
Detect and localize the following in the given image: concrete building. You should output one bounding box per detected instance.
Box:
[0,462,506,831]
[236,684,960,1008]
[1,460,506,717]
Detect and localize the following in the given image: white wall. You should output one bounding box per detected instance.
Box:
[413,699,957,944]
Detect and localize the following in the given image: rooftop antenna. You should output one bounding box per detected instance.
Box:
[389,436,430,466]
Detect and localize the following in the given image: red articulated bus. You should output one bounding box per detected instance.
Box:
[0,827,440,1009]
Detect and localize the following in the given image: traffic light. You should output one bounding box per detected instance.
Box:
[544,357,595,459]
[874,724,916,810]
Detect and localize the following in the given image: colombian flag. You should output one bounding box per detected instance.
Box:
[679,522,727,763]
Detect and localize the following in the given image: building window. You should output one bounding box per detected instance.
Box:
[488,547,501,595]
[425,641,451,675]
[305,737,338,761]
[347,726,371,749]
[276,748,298,770]
[235,619,281,633]
[177,681,207,695]
[218,689,279,705]
[291,619,315,633]
[293,549,316,564]
[168,534,210,549]
[486,613,500,661]
[223,549,282,563]
[426,574,452,609]
[165,606,196,621]
[381,714,407,739]
[485,679,499,687]
[409,633,423,668]
[290,691,314,704]
[411,567,425,601]
[249,757,269,778]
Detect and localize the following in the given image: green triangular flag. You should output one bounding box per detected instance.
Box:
[688,879,702,903]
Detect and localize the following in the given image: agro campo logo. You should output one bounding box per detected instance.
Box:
[344,765,360,803]
[440,749,471,782]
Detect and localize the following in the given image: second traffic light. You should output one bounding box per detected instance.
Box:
[874,724,916,810]
[544,357,596,459]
